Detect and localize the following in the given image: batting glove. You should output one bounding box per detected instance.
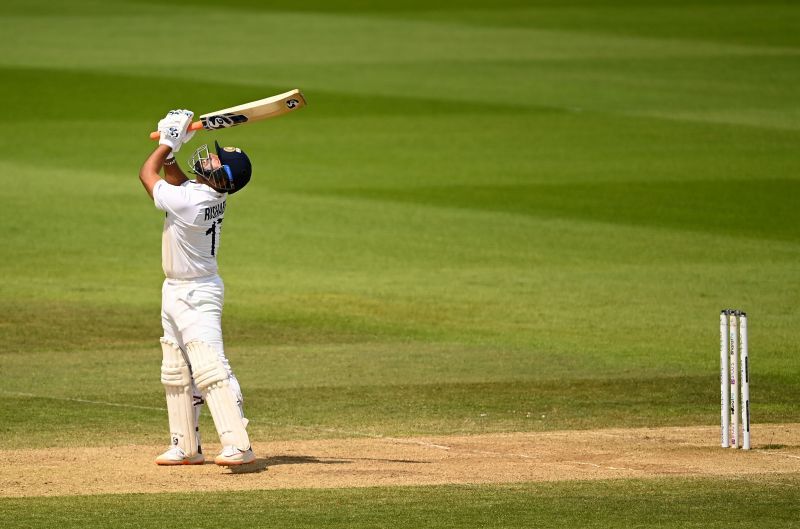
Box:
[157,109,194,153]
[178,108,196,145]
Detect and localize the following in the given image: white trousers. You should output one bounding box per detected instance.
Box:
[161,275,243,407]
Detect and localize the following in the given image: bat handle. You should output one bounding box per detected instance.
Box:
[148,120,204,140]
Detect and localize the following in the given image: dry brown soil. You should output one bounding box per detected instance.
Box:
[1,424,799,497]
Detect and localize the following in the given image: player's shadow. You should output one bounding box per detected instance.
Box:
[264,455,428,466]
[224,454,349,475]
[266,454,351,466]
[223,454,428,475]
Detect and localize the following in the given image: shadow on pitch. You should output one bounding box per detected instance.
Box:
[224,454,348,475]
[224,454,428,475]
[265,455,428,465]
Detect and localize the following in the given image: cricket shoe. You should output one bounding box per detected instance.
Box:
[214,445,255,466]
[155,446,205,466]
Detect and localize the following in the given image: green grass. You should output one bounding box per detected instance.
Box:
[2,478,799,529]
[0,0,799,525]
[1,0,799,443]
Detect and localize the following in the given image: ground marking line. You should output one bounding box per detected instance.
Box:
[1,391,165,411]
[267,422,545,459]
[755,450,800,460]
[563,460,636,472]
[266,422,452,450]
[386,438,452,450]
[466,449,534,459]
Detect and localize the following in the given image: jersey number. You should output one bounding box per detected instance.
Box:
[205,218,223,256]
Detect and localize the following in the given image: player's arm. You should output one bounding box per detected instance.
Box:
[162,154,189,186]
[139,145,172,199]
[139,109,195,200]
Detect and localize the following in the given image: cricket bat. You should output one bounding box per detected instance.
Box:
[149,89,306,139]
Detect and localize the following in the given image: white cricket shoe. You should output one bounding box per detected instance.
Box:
[214,445,255,466]
[155,446,205,466]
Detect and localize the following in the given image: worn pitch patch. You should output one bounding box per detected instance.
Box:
[1,424,799,497]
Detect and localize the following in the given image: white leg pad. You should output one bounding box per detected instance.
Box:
[185,341,250,450]
[160,338,200,456]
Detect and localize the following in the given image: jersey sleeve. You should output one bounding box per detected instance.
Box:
[153,180,195,220]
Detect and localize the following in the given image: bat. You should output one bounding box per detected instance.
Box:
[149,89,306,139]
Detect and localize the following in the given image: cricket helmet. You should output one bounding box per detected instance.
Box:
[189,141,252,194]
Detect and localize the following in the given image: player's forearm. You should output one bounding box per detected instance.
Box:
[139,145,172,199]
[163,155,189,186]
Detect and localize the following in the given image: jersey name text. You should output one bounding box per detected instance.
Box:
[204,201,226,221]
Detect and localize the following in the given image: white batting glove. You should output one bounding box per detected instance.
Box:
[157,112,182,151]
[178,108,196,145]
[183,123,196,145]
[157,109,194,153]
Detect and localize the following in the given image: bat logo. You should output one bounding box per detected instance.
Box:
[201,113,249,129]
[286,98,300,109]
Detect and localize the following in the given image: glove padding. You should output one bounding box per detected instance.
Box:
[157,109,195,153]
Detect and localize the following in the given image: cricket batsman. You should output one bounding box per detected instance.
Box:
[138,109,255,466]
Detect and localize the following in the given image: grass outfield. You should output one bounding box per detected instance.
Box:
[2,479,799,529]
[1,0,799,526]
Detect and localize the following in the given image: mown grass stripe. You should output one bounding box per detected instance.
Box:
[1,478,798,529]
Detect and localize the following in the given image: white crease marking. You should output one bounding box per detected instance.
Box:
[756,450,800,460]
[564,460,636,471]
[265,422,453,450]
[463,449,534,459]
[1,390,165,411]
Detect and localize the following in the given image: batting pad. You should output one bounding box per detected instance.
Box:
[185,341,250,450]
[160,338,200,456]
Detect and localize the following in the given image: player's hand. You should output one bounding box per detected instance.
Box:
[180,109,196,145]
[157,109,194,153]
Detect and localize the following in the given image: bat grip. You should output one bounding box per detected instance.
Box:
[148,120,203,140]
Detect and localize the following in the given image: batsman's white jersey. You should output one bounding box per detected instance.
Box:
[153,179,227,280]
[152,179,243,413]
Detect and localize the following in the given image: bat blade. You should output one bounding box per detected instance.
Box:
[200,89,306,130]
[149,89,306,139]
